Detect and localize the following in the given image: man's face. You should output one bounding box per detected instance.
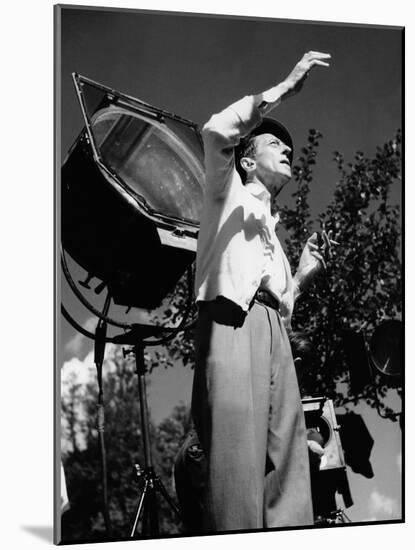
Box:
[252,133,292,190]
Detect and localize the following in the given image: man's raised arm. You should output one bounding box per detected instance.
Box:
[202,51,331,196]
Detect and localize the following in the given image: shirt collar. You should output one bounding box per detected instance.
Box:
[246,180,271,205]
[245,181,280,225]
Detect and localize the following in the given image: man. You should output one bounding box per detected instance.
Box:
[191,51,332,533]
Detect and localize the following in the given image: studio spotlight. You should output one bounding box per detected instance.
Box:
[369,319,402,378]
[62,74,205,309]
[343,319,402,398]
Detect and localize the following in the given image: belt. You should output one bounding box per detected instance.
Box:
[253,289,280,311]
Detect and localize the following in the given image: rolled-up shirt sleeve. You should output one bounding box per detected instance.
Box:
[202,95,263,197]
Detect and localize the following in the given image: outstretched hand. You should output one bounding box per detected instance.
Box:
[281,51,331,99]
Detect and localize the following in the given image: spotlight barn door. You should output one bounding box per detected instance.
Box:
[62,74,205,309]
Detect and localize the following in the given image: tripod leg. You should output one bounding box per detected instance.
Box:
[147,484,159,537]
[130,479,149,537]
[154,476,181,519]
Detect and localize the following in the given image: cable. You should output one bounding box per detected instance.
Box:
[61,246,132,329]
[94,293,112,537]
[61,247,196,343]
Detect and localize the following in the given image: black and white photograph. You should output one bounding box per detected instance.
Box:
[5,2,407,549]
[53,4,404,545]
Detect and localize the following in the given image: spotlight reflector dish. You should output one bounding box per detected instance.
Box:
[62,74,206,309]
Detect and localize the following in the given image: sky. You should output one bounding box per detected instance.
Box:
[57,5,402,528]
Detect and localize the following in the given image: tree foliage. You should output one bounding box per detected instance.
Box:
[61,347,187,541]
[279,129,401,416]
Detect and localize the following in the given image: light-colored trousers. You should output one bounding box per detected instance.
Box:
[191,298,313,532]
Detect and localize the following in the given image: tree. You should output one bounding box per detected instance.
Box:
[280,129,401,417]
[61,346,190,541]
[61,346,159,541]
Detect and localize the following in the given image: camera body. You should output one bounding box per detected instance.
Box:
[302,396,346,471]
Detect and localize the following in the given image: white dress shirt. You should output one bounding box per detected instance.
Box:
[195,95,296,322]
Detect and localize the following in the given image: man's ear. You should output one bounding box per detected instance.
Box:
[240,156,256,175]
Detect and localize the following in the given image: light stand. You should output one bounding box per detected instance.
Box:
[93,293,112,537]
[315,508,352,525]
[61,249,194,539]
[123,339,181,537]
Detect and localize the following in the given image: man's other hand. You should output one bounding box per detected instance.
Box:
[294,230,338,293]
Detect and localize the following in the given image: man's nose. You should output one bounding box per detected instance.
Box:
[281,143,293,163]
